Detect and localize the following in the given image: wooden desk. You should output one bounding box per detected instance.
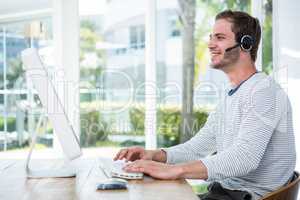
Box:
[0,158,199,200]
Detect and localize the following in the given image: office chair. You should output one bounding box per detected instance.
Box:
[261,171,300,200]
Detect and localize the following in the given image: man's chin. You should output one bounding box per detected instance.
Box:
[209,62,223,69]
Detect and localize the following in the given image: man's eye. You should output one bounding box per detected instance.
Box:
[217,36,224,40]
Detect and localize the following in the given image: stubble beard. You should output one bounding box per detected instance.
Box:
[210,48,240,70]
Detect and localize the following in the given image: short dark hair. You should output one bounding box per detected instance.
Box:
[216,10,261,62]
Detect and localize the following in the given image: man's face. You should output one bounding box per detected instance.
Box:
[208,19,240,69]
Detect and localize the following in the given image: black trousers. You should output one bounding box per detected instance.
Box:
[198,182,252,200]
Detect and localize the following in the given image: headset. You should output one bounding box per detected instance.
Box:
[225,34,255,52]
[225,17,259,53]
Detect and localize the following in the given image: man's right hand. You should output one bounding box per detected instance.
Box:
[113,146,154,162]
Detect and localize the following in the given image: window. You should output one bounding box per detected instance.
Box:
[169,16,181,37]
[129,25,145,49]
[156,0,252,146]
[1,0,273,153]
[79,0,146,149]
[262,0,272,74]
[0,18,53,152]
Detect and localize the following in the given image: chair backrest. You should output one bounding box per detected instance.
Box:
[261,171,300,200]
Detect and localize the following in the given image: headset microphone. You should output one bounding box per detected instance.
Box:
[225,35,255,52]
[225,43,240,52]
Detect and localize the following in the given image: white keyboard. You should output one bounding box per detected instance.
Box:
[99,159,143,180]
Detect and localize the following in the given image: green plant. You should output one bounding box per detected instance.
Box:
[80,111,108,147]
[0,117,16,132]
[157,107,208,147]
[129,107,145,135]
[120,140,145,147]
[191,183,209,194]
[128,106,208,147]
[262,0,273,75]
[95,140,121,147]
[157,107,181,147]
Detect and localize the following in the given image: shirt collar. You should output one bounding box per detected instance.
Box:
[228,71,258,96]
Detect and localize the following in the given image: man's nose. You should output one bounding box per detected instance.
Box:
[208,39,216,51]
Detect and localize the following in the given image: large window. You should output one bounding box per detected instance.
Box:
[78,0,273,149]
[79,0,146,149]
[0,0,274,153]
[154,0,275,146]
[0,18,53,151]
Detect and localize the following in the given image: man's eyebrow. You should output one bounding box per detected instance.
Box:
[209,33,227,39]
[212,33,227,37]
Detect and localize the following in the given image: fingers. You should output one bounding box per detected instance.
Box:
[114,147,145,161]
[123,160,150,173]
[118,149,129,160]
[113,149,128,161]
[125,150,135,162]
[113,150,121,161]
[113,151,120,161]
[123,160,142,172]
[125,166,145,173]
[123,160,154,176]
[123,161,176,180]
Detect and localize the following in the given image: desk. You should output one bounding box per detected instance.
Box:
[0,158,200,200]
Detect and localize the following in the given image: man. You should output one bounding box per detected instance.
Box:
[114,10,296,200]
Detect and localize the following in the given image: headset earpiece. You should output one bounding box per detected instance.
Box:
[240,35,254,51]
[225,34,255,52]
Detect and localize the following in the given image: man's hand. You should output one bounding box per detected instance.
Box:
[124,160,209,180]
[113,146,154,162]
[123,160,182,180]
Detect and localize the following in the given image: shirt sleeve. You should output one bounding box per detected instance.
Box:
[163,107,220,164]
[200,81,286,181]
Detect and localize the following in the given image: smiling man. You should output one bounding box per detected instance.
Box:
[114,10,296,200]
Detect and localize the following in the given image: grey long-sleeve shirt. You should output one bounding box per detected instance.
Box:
[164,73,296,200]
